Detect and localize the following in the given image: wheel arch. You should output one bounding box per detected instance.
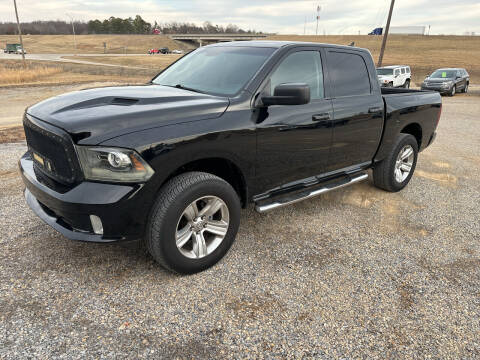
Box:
[400,122,422,148]
[162,157,248,208]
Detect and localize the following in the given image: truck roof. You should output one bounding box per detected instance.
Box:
[208,40,369,53]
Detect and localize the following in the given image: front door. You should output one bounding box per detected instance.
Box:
[255,49,333,191]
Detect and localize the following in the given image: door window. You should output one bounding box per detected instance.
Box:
[326,51,371,97]
[269,51,324,99]
[401,68,406,74]
[395,69,400,76]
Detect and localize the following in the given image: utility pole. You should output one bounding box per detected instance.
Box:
[316,6,321,36]
[13,0,26,67]
[66,14,77,56]
[377,0,395,67]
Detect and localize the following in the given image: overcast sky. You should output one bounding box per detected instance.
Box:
[1,0,479,35]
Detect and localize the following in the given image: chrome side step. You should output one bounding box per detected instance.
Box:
[255,172,368,213]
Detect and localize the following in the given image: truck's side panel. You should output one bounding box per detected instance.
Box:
[375,91,441,162]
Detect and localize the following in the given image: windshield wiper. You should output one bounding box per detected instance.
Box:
[173,84,205,94]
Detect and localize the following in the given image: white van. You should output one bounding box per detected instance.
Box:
[377,65,411,88]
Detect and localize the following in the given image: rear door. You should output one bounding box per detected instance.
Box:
[255,48,334,189]
[324,49,384,171]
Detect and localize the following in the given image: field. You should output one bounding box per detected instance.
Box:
[2,34,480,86]
[268,35,480,83]
[0,34,190,54]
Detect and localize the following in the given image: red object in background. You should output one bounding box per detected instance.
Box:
[152,28,160,35]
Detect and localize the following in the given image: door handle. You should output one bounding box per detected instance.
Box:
[312,113,330,121]
[368,107,383,113]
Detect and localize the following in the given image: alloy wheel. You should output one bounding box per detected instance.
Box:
[175,196,229,259]
[394,145,414,183]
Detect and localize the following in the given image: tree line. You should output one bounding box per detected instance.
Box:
[0,16,260,35]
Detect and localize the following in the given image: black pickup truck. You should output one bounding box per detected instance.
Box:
[20,41,442,273]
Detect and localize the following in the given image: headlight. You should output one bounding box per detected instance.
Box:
[76,146,154,183]
[442,81,453,87]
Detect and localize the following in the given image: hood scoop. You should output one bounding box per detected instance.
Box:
[111,97,139,106]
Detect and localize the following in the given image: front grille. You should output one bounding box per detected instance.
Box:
[23,114,83,185]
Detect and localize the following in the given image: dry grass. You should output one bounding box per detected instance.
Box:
[0,125,24,144]
[0,63,62,85]
[0,34,191,54]
[267,35,480,83]
[0,60,155,86]
[62,54,182,69]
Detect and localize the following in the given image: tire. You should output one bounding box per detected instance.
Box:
[388,82,394,88]
[373,134,418,192]
[146,172,241,274]
[450,85,456,96]
[463,83,469,93]
[404,79,410,89]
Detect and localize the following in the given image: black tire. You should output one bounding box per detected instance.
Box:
[404,79,410,89]
[146,172,241,274]
[388,82,394,88]
[462,83,469,93]
[373,134,418,192]
[449,85,456,96]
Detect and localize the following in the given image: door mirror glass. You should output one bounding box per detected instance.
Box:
[261,83,310,106]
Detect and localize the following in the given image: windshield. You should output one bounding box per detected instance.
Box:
[152,46,276,96]
[430,70,456,79]
[377,68,393,75]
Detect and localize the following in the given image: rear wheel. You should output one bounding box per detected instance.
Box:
[404,79,410,88]
[146,172,241,274]
[373,134,418,192]
[463,83,469,93]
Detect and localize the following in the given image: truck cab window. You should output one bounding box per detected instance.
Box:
[326,51,371,97]
[269,51,324,99]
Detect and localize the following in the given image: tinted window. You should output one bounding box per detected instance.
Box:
[406,67,411,73]
[401,68,406,74]
[269,51,324,99]
[395,69,400,76]
[327,51,371,97]
[152,46,275,96]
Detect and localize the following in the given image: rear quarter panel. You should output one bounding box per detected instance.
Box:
[375,90,442,162]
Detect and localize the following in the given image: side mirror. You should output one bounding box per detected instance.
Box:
[261,83,310,106]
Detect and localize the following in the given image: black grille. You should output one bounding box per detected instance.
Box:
[23,114,82,185]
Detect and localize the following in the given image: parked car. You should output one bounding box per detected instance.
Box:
[421,68,469,96]
[148,47,170,55]
[377,65,411,88]
[171,49,184,54]
[20,41,442,274]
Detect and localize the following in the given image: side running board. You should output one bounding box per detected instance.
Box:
[255,172,368,213]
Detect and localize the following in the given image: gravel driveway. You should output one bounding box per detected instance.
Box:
[0,95,479,359]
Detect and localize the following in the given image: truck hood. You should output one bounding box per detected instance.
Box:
[378,75,394,80]
[424,77,454,83]
[27,84,229,145]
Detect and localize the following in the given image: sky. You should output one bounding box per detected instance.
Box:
[1,0,479,35]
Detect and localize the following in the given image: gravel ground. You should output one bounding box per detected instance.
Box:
[0,94,479,359]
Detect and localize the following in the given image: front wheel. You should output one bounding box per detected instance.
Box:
[373,134,418,192]
[146,172,241,274]
[450,85,456,96]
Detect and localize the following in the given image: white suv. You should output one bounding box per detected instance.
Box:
[377,65,411,88]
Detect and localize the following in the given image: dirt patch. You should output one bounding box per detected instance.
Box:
[225,293,286,320]
[415,170,458,187]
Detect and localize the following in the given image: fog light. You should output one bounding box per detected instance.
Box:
[90,215,103,235]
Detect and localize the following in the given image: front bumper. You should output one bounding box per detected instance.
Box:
[20,153,148,242]
[421,84,451,94]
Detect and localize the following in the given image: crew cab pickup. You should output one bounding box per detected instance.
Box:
[20,41,442,274]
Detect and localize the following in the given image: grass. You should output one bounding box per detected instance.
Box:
[0,34,191,54]
[268,35,480,83]
[0,60,156,86]
[1,34,479,86]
